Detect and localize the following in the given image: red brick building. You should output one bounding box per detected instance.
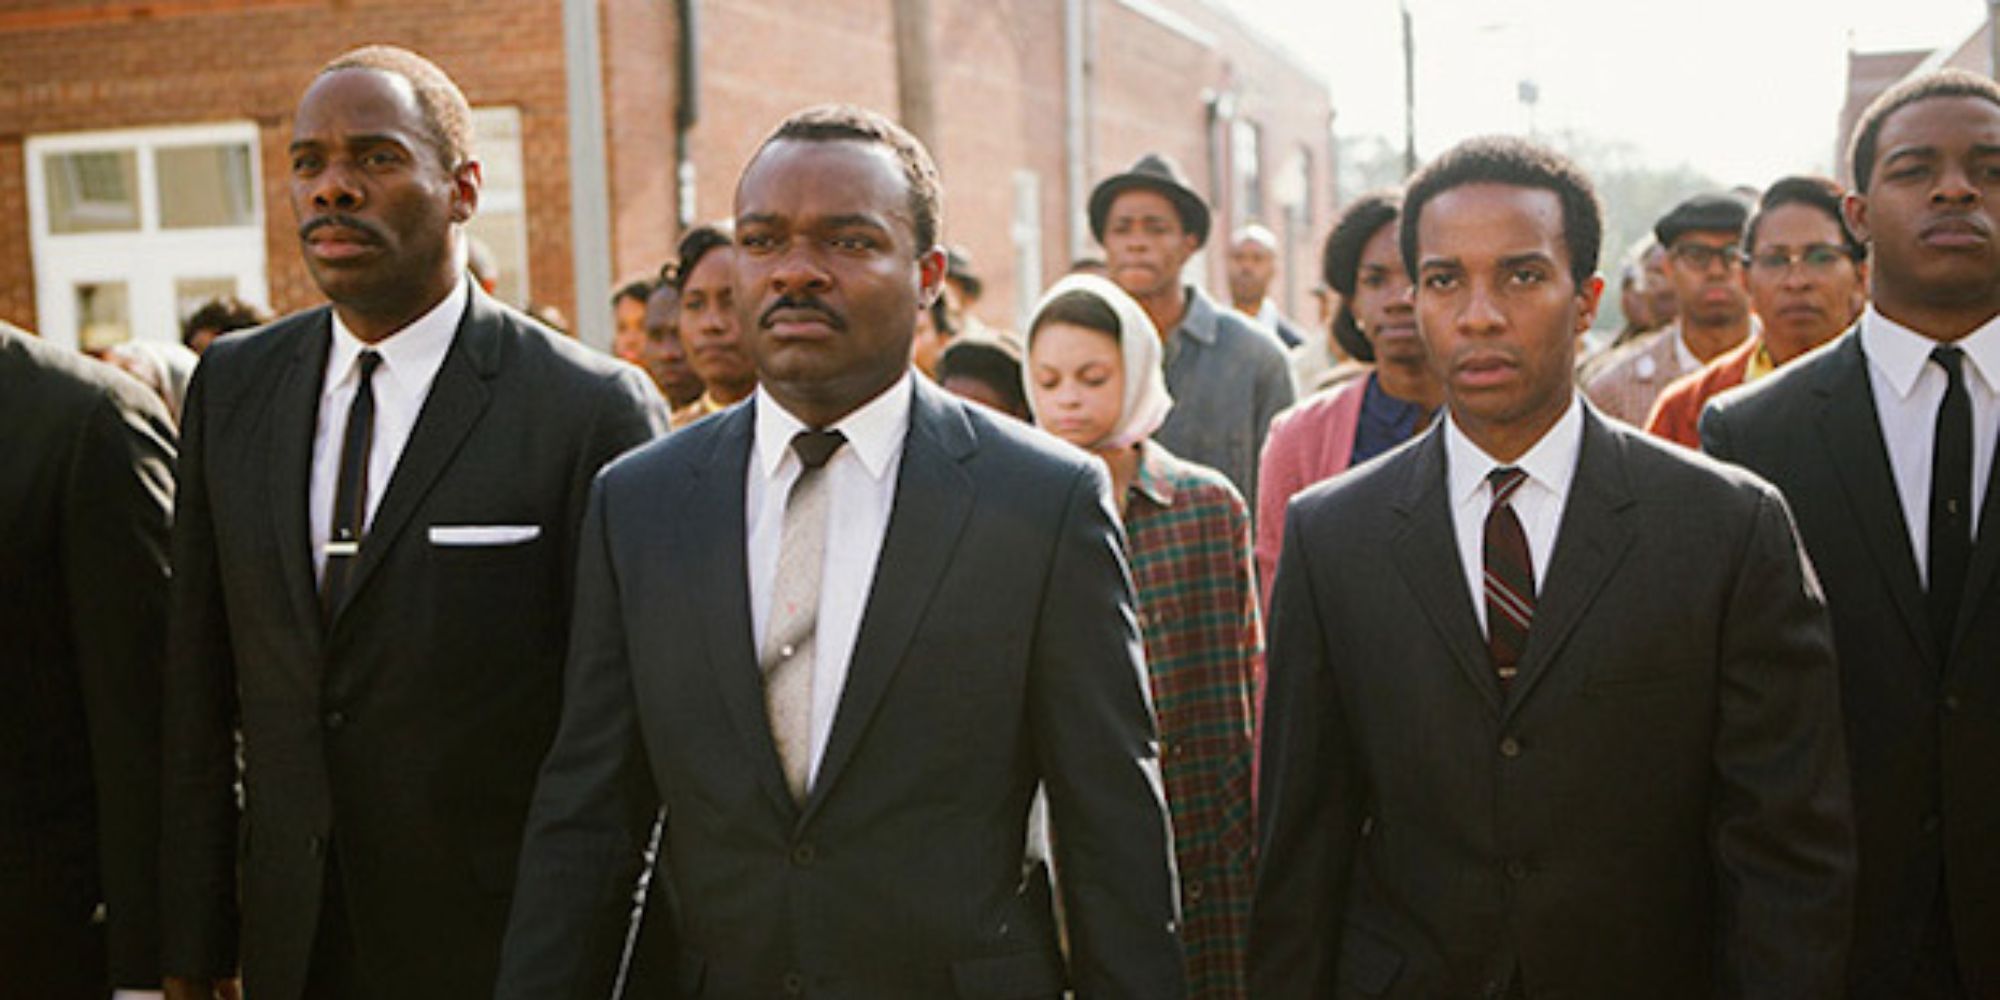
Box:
[1,0,1332,350]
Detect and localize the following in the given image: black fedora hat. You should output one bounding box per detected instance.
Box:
[1089,153,1212,248]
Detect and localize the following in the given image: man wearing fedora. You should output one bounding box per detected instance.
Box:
[1093,154,1295,509]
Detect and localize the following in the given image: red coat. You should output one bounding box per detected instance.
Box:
[1645,336,1761,449]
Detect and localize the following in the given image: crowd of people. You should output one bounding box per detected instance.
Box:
[4,37,1998,1000]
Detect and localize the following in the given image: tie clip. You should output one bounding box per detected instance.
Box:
[325,540,360,557]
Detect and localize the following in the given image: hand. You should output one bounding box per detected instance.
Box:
[163,976,241,1000]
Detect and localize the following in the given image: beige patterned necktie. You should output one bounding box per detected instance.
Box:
[764,429,846,803]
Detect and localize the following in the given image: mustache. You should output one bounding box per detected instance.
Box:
[299,213,388,244]
[760,295,845,330]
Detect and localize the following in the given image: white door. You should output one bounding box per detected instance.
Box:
[27,122,268,351]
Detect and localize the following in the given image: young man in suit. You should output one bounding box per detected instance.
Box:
[1250,136,1854,998]
[159,46,668,1000]
[1,321,175,999]
[497,105,1185,999]
[1703,69,2000,998]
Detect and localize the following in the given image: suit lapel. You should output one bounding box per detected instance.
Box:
[1814,334,1935,666]
[1503,407,1636,718]
[269,314,332,643]
[682,406,800,819]
[1389,426,1504,718]
[331,293,494,625]
[801,382,976,825]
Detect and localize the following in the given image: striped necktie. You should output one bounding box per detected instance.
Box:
[1484,466,1535,690]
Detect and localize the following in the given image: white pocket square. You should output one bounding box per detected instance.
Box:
[428,524,541,546]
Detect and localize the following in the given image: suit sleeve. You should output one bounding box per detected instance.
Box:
[1249,501,1362,998]
[63,386,176,988]
[1028,463,1186,999]
[560,368,670,592]
[1698,397,1740,463]
[158,361,244,979]
[1710,485,1855,997]
[497,474,658,1000]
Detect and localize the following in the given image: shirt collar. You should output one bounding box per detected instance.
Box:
[1861,303,2000,399]
[1129,439,1176,510]
[1444,392,1585,509]
[1175,285,1220,345]
[753,371,914,481]
[326,274,468,390]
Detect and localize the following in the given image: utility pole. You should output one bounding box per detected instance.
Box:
[1402,1,1417,177]
[893,0,938,154]
[1989,0,2000,79]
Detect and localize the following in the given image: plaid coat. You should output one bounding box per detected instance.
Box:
[1126,441,1261,999]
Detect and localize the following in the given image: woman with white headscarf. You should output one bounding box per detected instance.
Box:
[1024,273,1259,998]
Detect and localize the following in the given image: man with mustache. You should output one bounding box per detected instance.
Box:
[496,104,1184,998]
[1252,136,1853,998]
[1704,68,2000,998]
[1586,193,1757,426]
[1646,176,1867,448]
[159,45,667,1000]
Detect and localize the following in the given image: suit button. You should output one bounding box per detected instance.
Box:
[1505,860,1529,880]
[1482,980,1508,1000]
[1498,737,1522,758]
[1922,814,1941,834]
[781,971,806,995]
[1186,880,1205,907]
[1943,694,1962,713]
[790,843,816,867]
[324,710,346,731]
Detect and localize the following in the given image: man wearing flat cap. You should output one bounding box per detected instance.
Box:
[1094,153,1295,508]
[1586,192,1758,425]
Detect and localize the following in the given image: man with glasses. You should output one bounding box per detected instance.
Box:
[1646,176,1866,447]
[1587,193,1755,425]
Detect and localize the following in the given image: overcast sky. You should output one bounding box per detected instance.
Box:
[1225,0,1990,187]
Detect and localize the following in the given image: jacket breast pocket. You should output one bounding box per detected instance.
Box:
[1338,922,1405,997]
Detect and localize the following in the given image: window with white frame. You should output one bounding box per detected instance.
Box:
[465,106,530,308]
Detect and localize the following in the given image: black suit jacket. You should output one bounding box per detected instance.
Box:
[1251,405,1854,999]
[496,377,1185,999]
[1703,330,2000,997]
[160,290,667,999]
[0,324,174,992]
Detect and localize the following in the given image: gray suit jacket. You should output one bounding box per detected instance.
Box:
[1704,330,2000,997]
[497,377,1185,999]
[160,290,667,999]
[1252,405,1854,999]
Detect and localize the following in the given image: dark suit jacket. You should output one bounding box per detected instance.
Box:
[1251,405,1854,999]
[0,324,174,993]
[1703,330,2000,997]
[160,290,667,1000]
[496,377,1185,999]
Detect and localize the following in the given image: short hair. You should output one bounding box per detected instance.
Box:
[1400,136,1603,289]
[1745,175,1863,259]
[1030,289,1121,340]
[936,337,1028,414]
[927,296,956,339]
[1849,68,2000,191]
[753,104,942,253]
[1321,192,1402,365]
[319,45,474,169]
[675,222,735,293]
[613,278,654,308]
[181,295,273,347]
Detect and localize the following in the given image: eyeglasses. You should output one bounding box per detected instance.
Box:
[1670,242,1743,271]
[1745,244,1857,276]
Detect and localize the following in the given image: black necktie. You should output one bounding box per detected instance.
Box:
[1484,467,1536,690]
[321,350,381,626]
[1928,345,1973,656]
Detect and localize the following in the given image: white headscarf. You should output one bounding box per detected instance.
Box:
[1022,274,1174,450]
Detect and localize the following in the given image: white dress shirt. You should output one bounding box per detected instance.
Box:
[747,373,912,789]
[1860,305,2000,585]
[1444,396,1585,636]
[309,276,467,581]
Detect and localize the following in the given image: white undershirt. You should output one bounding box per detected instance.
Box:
[1859,305,2000,584]
[309,276,466,581]
[1444,396,1585,636]
[747,374,912,788]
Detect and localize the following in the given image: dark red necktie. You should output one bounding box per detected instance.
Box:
[1484,466,1535,690]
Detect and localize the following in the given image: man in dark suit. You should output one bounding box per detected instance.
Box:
[159,47,667,1000]
[1,321,174,999]
[1703,69,2000,998]
[497,105,1184,999]
[1250,137,1854,998]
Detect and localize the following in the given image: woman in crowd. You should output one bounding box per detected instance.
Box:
[1023,273,1258,999]
[670,222,758,428]
[1255,192,1442,605]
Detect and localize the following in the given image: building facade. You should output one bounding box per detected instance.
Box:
[1,0,1332,350]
